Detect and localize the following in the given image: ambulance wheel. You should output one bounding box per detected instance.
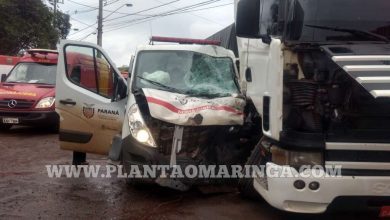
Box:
[49,123,60,133]
[0,124,12,131]
[238,141,263,200]
[124,164,154,187]
[122,150,154,186]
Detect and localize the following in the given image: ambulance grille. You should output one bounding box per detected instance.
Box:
[0,99,35,110]
[147,118,227,156]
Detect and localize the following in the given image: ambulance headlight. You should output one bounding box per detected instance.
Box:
[35,97,55,109]
[128,104,156,147]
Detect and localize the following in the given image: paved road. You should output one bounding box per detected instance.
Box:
[0,126,381,219]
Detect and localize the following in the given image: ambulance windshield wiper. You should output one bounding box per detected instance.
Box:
[136,76,182,93]
[184,89,232,98]
[305,24,390,43]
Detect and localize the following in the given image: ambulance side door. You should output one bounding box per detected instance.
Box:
[55,40,127,155]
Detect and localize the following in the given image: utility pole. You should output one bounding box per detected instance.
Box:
[97,0,103,46]
[51,0,57,27]
[50,0,63,27]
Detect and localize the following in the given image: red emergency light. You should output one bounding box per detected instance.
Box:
[25,49,58,61]
[0,55,20,65]
[150,36,221,46]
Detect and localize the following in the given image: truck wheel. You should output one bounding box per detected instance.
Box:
[238,142,263,200]
[0,124,12,131]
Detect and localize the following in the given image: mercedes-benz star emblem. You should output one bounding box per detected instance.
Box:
[8,100,17,108]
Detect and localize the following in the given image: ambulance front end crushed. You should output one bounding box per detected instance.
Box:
[120,39,261,190]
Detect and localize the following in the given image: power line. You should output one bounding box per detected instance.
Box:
[104,0,226,31]
[104,0,180,22]
[104,0,121,6]
[70,16,93,27]
[104,0,220,27]
[68,0,232,40]
[104,1,231,33]
[70,8,96,15]
[174,2,232,13]
[67,0,98,9]
[78,31,96,40]
[68,22,97,36]
[105,4,232,33]
[152,0,224,27]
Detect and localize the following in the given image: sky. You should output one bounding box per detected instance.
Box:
[45,0,235,67]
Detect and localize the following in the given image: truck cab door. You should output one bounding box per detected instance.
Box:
[55,40,127,155]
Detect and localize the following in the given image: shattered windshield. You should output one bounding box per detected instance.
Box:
[5,63,57,85]
[133,51,239,97]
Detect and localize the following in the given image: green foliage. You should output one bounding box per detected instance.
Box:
[0,0,71,55]
[56,12,71,39]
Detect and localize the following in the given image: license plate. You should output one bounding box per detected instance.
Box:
[380,206,390,218]
[2,117,19,124]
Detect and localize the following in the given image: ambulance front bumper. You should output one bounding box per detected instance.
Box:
[254,162,390,213]
[0,111,59,126]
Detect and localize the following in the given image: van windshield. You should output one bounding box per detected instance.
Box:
[5,63,57,85]
[133,51,239,97]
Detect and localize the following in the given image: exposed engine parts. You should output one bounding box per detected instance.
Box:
[134,92,262,171]
[283,46,390,140]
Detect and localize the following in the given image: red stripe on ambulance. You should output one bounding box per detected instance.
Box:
[146,96,243,115]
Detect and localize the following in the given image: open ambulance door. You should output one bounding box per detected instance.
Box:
[55,40,127,155]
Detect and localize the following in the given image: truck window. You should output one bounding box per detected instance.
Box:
[259,0,281,36]
[285,0,390,42]
[65,46,115,99]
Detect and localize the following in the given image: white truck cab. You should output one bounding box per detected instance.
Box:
[235,0,390,215]
[55,37,259,190]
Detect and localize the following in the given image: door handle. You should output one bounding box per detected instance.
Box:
[59,99,77,106]
[245,68,252,82]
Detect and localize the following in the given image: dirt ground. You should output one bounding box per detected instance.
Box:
[0,126,381,219]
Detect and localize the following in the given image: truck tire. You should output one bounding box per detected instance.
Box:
[0,124,12,131]
[238,143,263,200]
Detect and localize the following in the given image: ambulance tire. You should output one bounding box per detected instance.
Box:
[0,124,12,131]
[50,123,60,133]
[238,143,263,200]
[122,152,154,187]
[124,166,154,187]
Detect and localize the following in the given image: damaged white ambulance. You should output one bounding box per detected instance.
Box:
[55,37,260,190]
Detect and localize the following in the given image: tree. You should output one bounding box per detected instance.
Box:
[56,12,71,39]
[0,0,71,55]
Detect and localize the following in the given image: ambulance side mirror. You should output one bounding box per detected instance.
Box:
[128,55,135,79]
[1,74,6,82]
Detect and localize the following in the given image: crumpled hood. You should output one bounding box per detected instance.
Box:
[0,83,55,100]
[142,88,245,126]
